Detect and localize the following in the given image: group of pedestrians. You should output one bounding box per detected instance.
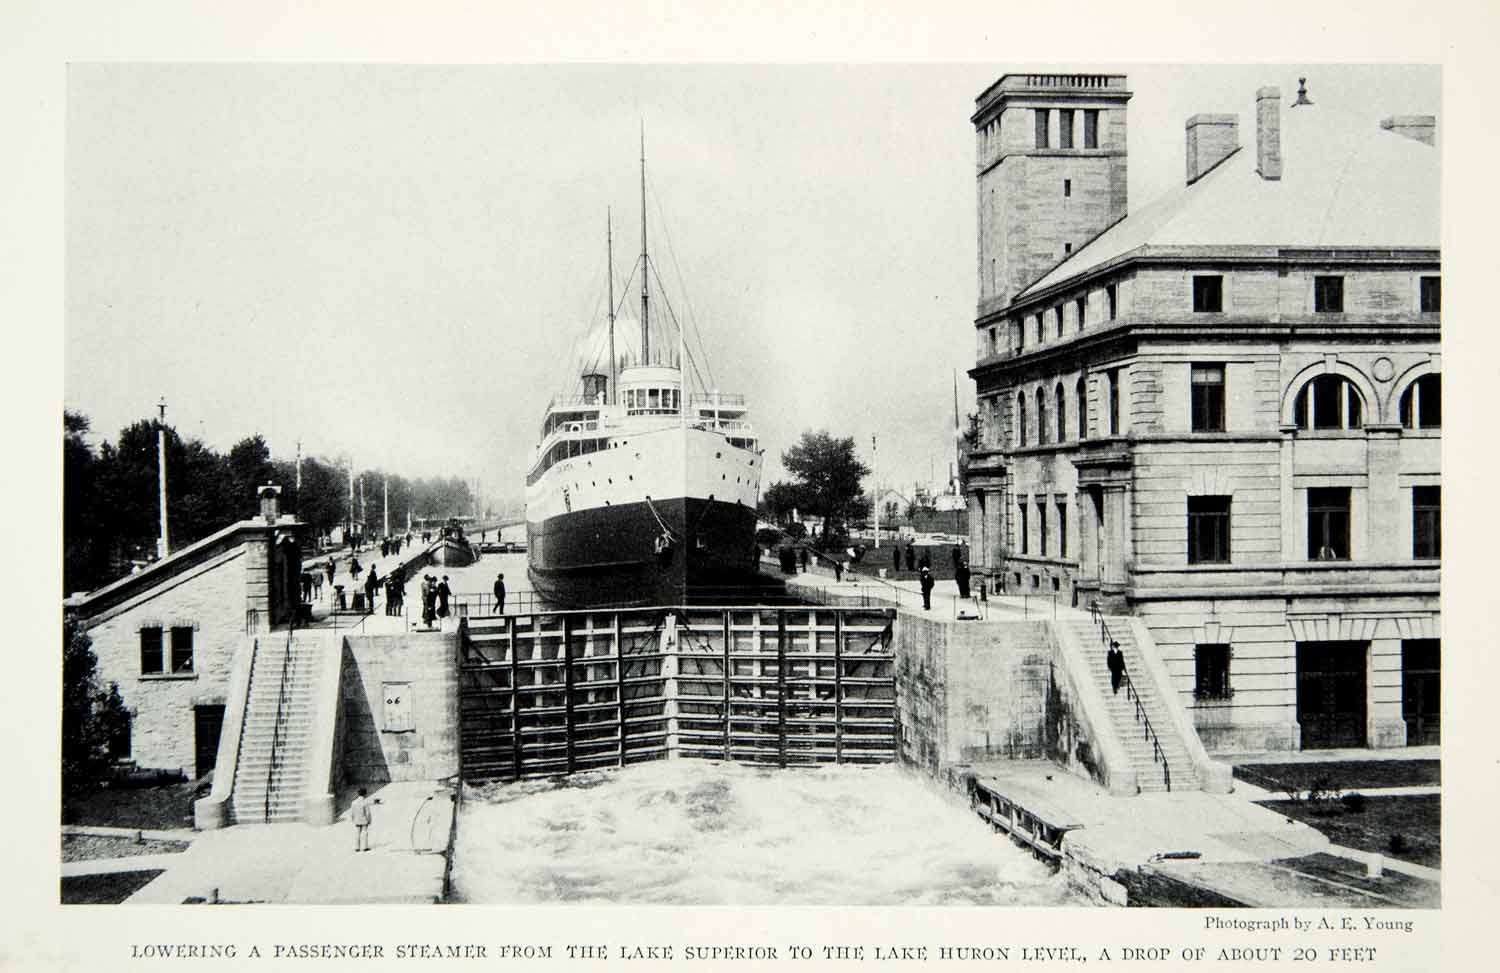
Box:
[418,574,451,628]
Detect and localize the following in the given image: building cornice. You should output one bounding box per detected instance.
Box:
[975,246,1442,326]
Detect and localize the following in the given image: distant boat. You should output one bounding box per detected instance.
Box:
[526,141,763,608]
[430,518,478,567]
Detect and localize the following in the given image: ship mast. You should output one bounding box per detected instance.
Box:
[607,208,616,404]
[639,124,650,367]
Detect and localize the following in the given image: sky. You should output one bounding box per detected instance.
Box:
[65,63,1439,509]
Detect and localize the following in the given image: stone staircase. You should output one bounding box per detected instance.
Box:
[231,635,322,823]
[1062,617,1199,793]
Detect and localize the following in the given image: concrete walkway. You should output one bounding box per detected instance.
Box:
[968,757,1440,908]
[971,760,1331,874]
[771,558,1091,621]
[117,781,454,904]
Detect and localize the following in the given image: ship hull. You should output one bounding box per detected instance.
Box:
[527,496,761,608]
[431,538,477,567]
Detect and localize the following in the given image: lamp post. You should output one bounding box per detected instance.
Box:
[872,434,880,549]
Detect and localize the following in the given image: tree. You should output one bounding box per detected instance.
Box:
[64,413,108,593]
[780,431,871,540]
[759,480,805,525]
[62,622,131,795]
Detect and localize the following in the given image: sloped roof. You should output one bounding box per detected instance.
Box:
[1018,101,1439,301]
[66,514,306,621]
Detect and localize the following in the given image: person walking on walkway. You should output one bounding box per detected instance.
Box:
[421,576,436,628]
[1107,640,1126,695]
[364,566,379,615]
[919,566,935,610]
[892,546,901,574]
[311,569,323,602]
[955,559,971,600]
[832,558,844,583]
[350,787,376,852]
[905,544,916,572]
[493,572,506,614]
[437,575,451,618]
[324,559,336,589]
[799,547,809,573]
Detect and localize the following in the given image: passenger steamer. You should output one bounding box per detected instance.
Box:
[525,149,763,607]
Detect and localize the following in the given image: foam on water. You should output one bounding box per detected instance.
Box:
[451,761,1081,905]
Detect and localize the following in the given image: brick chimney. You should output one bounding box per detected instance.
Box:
[258,483,282,524]
[1185,114,1238,184]
[1380,115,1436,146]
[1255,86,1282,180]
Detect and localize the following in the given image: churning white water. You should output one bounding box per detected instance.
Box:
[450,761,1080,905]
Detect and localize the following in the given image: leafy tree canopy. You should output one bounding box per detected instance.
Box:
[779,430,871,536]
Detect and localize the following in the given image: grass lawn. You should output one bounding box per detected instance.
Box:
[60,869,164,905]
[62,834,189,864]
[1260,794,1441,870]
[62,781,198,831]
[1234,760,1440,793]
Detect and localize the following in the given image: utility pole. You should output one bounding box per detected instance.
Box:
[347,459,355,542]
[295,439,302,491]
[156,397,170,560]
[872,434,880,549]
[383,476,390,538]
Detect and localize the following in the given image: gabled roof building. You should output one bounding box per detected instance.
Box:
[966,73,1439,753]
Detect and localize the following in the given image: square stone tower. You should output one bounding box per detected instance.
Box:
[972,73,1131,311]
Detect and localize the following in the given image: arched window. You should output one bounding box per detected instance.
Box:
[1076,376,1088,439]
[1016,392,1027,447]
[1055,382,1067,443]
[1036,387,1048,444]
[1400,374,1440,429]
[1293,374,1363,430]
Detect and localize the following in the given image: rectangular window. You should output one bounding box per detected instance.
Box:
[140,626,164,675]
[1075,296,1086,330]
[1314,275,1344,312]
[1413,485,1440,559]
[1058,109,1074,149]
[1187,496,1232,564]
[1018,504,1029,555]
[1083,109,1099,149]
[1107,369,1121,434]
[1054,306,1064,338]
[1308,487,1352,560]
[1057,501,1068,559]
[1420,275,1441,312]
[1106,283,1118,320]
[1191,364,1226,432]
[1034,109,1050,149]
[170,626,194,673]
[1194,644,1232,700]
[1192,274,1223,312]
[1038,503,1049,557]
[1063,178,1072,198]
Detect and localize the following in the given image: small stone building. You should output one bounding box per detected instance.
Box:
[67,486,309,777]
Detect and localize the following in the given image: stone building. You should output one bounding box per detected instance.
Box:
[965,73,1439,752]
[66,486,309,776]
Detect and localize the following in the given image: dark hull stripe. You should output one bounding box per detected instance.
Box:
[527,497,761,608]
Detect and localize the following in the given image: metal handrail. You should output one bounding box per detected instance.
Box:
[1089,603,1171,791]
[265,633,295,821]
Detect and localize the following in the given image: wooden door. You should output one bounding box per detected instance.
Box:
[194,705,226,780]
[1296,641,1367,750]
[1402,639,1440,746]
